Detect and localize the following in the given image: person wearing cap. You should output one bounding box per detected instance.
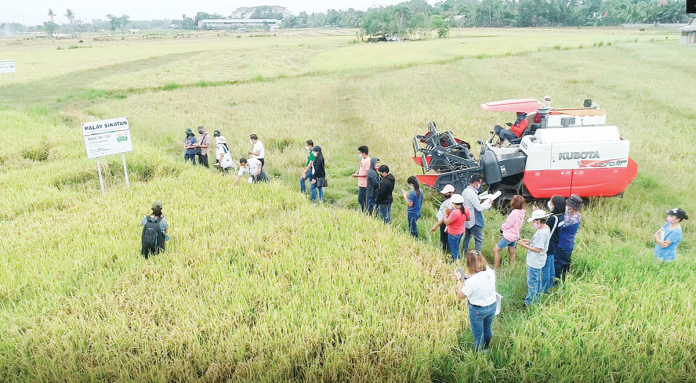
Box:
[493,112,528,143]
[300,140,315,194]
[248,134,265,166]
[366,157,381,214]
[352,145,371,212]
[140,201,169,258]
[519,209,551,306]
[431,184,456,254]
[555,194,583,280]
[443,194,471,262]
[233,157,267,186]
[183,128,197,165]
[376,165,395,223]
[213,130,234,172]
[542,95,552,109]
[309,146,326,202]
[462,174,492,254]
[654,208,688,262]
[193,126,211,168]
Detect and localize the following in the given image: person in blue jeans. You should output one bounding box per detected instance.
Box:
[376,165,395,223]
[555,195,583,280]
[541,195,565,292]
[403,176,424,237]
[309,146,325,202]
[462,174,492,253]
[654,208,688,261]
[519,209,551,307]
[456,250,498,352]
[300,140,315,194]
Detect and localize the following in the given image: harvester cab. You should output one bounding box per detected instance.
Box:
[412,98,638,207]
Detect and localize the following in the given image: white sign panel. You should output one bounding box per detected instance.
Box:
[0,60,16,74]
[82,117,133,159]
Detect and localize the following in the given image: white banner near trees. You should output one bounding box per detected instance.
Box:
[0,60,16,88]
[82,117,133,193]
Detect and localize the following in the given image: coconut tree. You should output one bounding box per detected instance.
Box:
[48,9,55,22]
[65,9,75,27]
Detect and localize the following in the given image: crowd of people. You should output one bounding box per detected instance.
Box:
[158,131,690,353]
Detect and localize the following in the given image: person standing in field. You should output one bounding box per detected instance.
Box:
[462,174,492,254]
[455,250,497,353]
[194,126,211,168]
[352,145,370,212]
[140,201,169,259]
[376,164,395,223]
[542,195,565,292]
[300,140,315,194]
[492,195,526,271]
[310,146,326,203]
[443,194,470,262]
[213,130,234,172]
[403,176,424,237]
[519,209,551,307]
[248,134,265,166]
[183,128,197,165]
[555,195,583,280]
[232,157,267,186]
[654,208,688,262]
[366,157,380,215]
[431,184,455,254]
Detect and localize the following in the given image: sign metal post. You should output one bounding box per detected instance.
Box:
[82,117,133,193]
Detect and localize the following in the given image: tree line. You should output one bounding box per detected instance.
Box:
[0,1,689,39]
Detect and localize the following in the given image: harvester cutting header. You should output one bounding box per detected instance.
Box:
[412,98,638,205]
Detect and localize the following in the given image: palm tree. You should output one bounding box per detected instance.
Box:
[48,9,55,22]
[65,9,75,26]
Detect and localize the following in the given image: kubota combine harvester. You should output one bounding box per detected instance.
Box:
[412,99,638,206]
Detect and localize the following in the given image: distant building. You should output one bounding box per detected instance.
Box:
[680,19,696,45]
[198,19,281,30]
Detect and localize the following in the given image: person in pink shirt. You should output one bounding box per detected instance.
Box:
[443,194,471,262]
[493,195,526,270]
[351,145,371,211]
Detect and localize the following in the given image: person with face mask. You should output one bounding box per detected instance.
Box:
[366,157,380,214]
[462,174,492,253]
[300,140,315,194]
[431,184,456,254]
[232,157,267,186]
[193,126,210,168]
[403,176,424,237]
[519,209,551,307]
[183,128,197,165]
[654,208,688,262]
[541,195,566,292]
[213,130,234,172]
[555,194,583,280]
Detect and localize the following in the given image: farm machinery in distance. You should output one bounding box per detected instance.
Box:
[412,99,638,207]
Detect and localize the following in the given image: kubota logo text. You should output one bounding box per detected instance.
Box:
[558,151,599,160]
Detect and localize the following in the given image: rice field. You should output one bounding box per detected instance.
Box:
[0,28,694,382]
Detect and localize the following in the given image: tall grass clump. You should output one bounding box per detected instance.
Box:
[162,82,180,91]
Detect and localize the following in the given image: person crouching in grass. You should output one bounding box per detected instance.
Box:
[455,250,497,353]
[519,209,551,307]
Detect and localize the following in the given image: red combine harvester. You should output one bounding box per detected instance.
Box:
[412,99,638,206]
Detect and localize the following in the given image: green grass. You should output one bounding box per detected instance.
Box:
[0,28,694,381]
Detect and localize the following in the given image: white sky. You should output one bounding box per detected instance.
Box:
[1,0,428,26]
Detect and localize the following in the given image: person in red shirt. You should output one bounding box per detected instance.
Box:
[494,112,528,143]
[444,194,471,262]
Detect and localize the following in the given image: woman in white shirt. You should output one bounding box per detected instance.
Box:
[455,250,497,352]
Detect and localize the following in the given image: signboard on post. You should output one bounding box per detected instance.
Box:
[0,60,15,74]
[0,60,16,88]
[82,117,133,193]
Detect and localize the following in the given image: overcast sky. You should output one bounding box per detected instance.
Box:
[1,0,429,26]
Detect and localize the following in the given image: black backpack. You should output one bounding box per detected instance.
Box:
[141,216,164,257]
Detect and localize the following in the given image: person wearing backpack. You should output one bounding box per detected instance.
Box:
[541,195,565,292]
[140,201,169,258]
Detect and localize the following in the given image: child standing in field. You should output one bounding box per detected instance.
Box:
[519,209,551,307]
[403,176,424,237]
[443,194,471,262]
[654,208,689,262]
[555,195,583,280]
[493,195,526,270]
